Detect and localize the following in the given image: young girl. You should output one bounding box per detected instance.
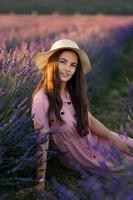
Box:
[31,39,133,190]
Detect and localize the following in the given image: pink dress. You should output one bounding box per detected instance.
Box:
[31,88,133,172]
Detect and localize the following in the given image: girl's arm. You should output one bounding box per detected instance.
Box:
[32,93,50,190]
[89,112,131,155]
[34,121,49,190]
[89,112,117,141]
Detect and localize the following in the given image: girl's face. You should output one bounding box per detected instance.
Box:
[58,51,78,83]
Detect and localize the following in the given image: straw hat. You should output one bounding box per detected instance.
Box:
[35,39,91,74]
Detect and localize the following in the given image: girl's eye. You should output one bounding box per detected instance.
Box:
[59,60,65,64]
[72,65,77,68]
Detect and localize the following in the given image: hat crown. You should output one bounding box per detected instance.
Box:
[35,39,91,74]
[50,39,80,51]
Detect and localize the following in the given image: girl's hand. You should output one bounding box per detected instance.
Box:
[109,132,131,156]
[34,181,45,191]
[114,137,131,156]
[17,182,45,196]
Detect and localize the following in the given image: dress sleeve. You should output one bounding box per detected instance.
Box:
[31,92,50,132]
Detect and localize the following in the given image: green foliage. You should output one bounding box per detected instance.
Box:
[91,39,133,132]
[0,0,133,14]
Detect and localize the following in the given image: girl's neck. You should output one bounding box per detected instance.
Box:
[60,89,67,98]
[60,82,67,95]
[60,86,68,99]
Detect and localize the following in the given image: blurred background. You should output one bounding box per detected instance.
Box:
[0,0,133,14]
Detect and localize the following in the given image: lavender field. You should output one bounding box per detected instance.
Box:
[0,14,133,199]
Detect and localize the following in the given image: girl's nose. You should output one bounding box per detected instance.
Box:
[65,63,71,71]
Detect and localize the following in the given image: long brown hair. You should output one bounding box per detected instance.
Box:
[32,49,90,137]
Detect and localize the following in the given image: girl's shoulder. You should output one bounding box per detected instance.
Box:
[33,88,48,105]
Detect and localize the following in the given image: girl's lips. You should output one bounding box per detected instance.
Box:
[61,73,69,77]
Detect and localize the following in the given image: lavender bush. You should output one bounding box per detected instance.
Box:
[0,44,58,190]
[117,81,133,138]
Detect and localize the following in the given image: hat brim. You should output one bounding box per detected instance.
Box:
[35,47,91,74]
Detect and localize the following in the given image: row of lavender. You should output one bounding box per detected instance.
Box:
[0,15,133,199]
[1,16,133,97]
